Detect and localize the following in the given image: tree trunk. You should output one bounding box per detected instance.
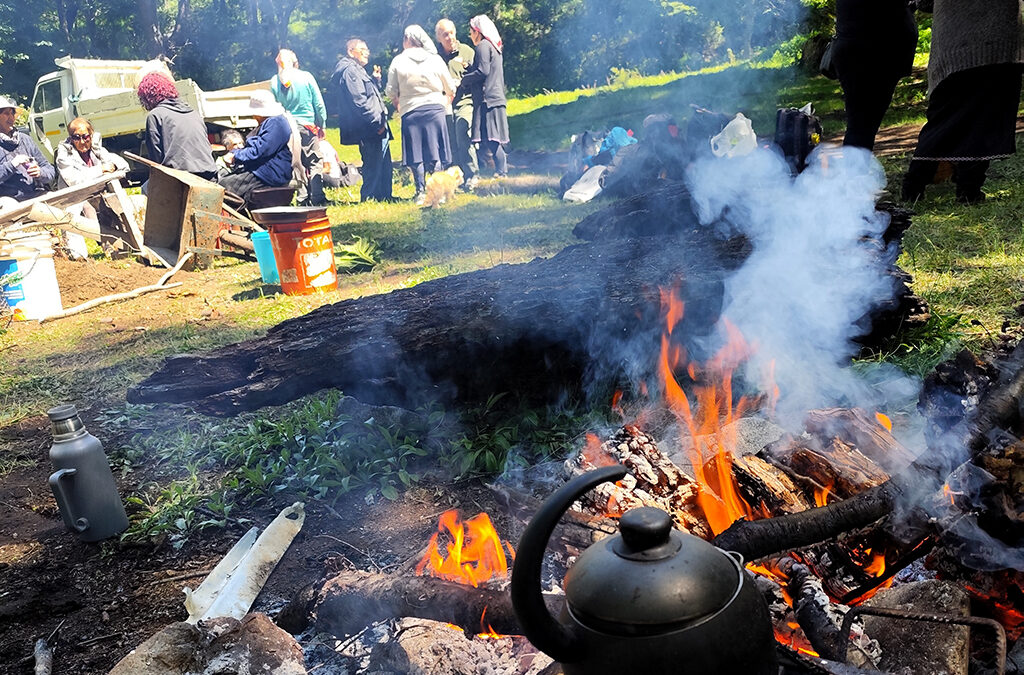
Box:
[129,233,736,415]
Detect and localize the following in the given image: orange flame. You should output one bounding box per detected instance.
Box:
[657,290,762,534]
[875,412,892,432]
[416,510,513,587]
[813,481,833,508]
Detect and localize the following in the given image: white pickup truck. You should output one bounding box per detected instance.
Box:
[28,56,268,161]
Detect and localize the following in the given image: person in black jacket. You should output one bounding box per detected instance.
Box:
[460,15,509,181]
[0,95,55,201]
[136,72,217,182]
[331,39,393,202]
[831,0,917,151]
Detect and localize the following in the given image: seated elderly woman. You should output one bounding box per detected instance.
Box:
[219,90,302,205]
[55,117,129,189]
[54,117,130,258]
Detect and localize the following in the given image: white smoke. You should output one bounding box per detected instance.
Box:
[685,143,916,428]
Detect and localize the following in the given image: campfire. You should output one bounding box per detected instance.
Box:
[291,272,1023,673]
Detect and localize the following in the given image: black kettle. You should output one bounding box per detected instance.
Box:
[510,465,777,674]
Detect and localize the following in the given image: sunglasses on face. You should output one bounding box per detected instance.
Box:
[70,133,91,141]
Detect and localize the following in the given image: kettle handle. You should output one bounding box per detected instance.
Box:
[510,464,628,662]
[48,468,89,533]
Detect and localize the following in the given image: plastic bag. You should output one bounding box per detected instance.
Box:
[710,113,757,158]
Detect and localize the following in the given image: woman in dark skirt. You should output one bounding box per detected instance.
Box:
[386,25,456,204]
[902,0,1024,204]
[461,15,509,182]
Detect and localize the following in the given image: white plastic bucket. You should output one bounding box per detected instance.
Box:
[0,236,63,321]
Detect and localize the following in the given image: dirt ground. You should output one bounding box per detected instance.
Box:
[1,245,533,674]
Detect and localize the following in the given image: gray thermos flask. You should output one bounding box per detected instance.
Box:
[47,404,129,542]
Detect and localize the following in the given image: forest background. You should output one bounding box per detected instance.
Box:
[0,0,836,106]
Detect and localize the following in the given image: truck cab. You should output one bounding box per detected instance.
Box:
[29,56,262,163]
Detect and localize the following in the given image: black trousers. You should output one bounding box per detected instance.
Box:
[358,134,393,202]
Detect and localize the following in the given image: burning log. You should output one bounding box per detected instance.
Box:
[768,436,889,501]
[128,233,734,415]
[802,408,915,474]
[732,453,814,515]
[714,341,1024,562]
[778,558,881,668]
[312,570,537,637]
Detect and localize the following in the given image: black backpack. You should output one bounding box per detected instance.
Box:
[774,106,823,174]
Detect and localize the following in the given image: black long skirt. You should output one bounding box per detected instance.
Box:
[471,104,510,145]
[913,63,1023,162]
[400,104,451,168]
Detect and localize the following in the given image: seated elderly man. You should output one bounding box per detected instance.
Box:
[0,95,55,201]
[219,90,301,205]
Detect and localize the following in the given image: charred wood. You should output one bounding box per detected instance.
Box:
[128,235,731,415]
[779,557,848,662]
[566,425,711,538]
[313,570,548,637]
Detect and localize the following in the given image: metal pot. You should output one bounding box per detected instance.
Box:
[510,465,777,674]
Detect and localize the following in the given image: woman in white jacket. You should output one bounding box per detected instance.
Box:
[55,117,129,189]
[54,117,130,257]
[386,25,455,204]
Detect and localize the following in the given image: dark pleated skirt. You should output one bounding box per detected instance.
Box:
[471,104,510,144]
[913,64,1023,162]
[400,104,450,167]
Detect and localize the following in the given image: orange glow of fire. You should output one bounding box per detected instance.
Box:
[416,510,512,588]
[657,291,762,535]
[813,481,834,508]
[943,483,956,506]
[582,432,616,468]
[875,412,892,432]
[611,389,624,418]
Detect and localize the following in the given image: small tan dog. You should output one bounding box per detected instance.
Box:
[423,166,464,207]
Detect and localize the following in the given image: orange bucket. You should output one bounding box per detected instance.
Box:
[251,207,337,295]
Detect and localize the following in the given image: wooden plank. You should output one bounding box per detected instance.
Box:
[0,172,126,227]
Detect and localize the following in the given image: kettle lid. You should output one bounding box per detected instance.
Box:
[564,507,743,635]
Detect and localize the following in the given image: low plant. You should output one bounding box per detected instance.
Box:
[335,236,379,273]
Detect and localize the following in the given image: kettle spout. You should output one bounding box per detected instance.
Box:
[510,464,627,662]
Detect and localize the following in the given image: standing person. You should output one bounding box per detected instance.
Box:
[435,19,478,191]
[386,25,456,205]
[902,0,1024,203]
[137,72,218,182]
[831,0,917,151]
[0,95,54,201]
[219,90,301,205]
[332,38,394,202]
[271,49,328,206]
[461,15,510,179]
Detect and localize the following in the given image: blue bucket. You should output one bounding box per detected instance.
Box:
[251,231,279,284]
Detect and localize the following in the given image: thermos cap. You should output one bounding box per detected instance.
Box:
[47,404,79,422]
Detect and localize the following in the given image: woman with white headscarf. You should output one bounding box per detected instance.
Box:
[460,14,509,181]
[386,24,456,205]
